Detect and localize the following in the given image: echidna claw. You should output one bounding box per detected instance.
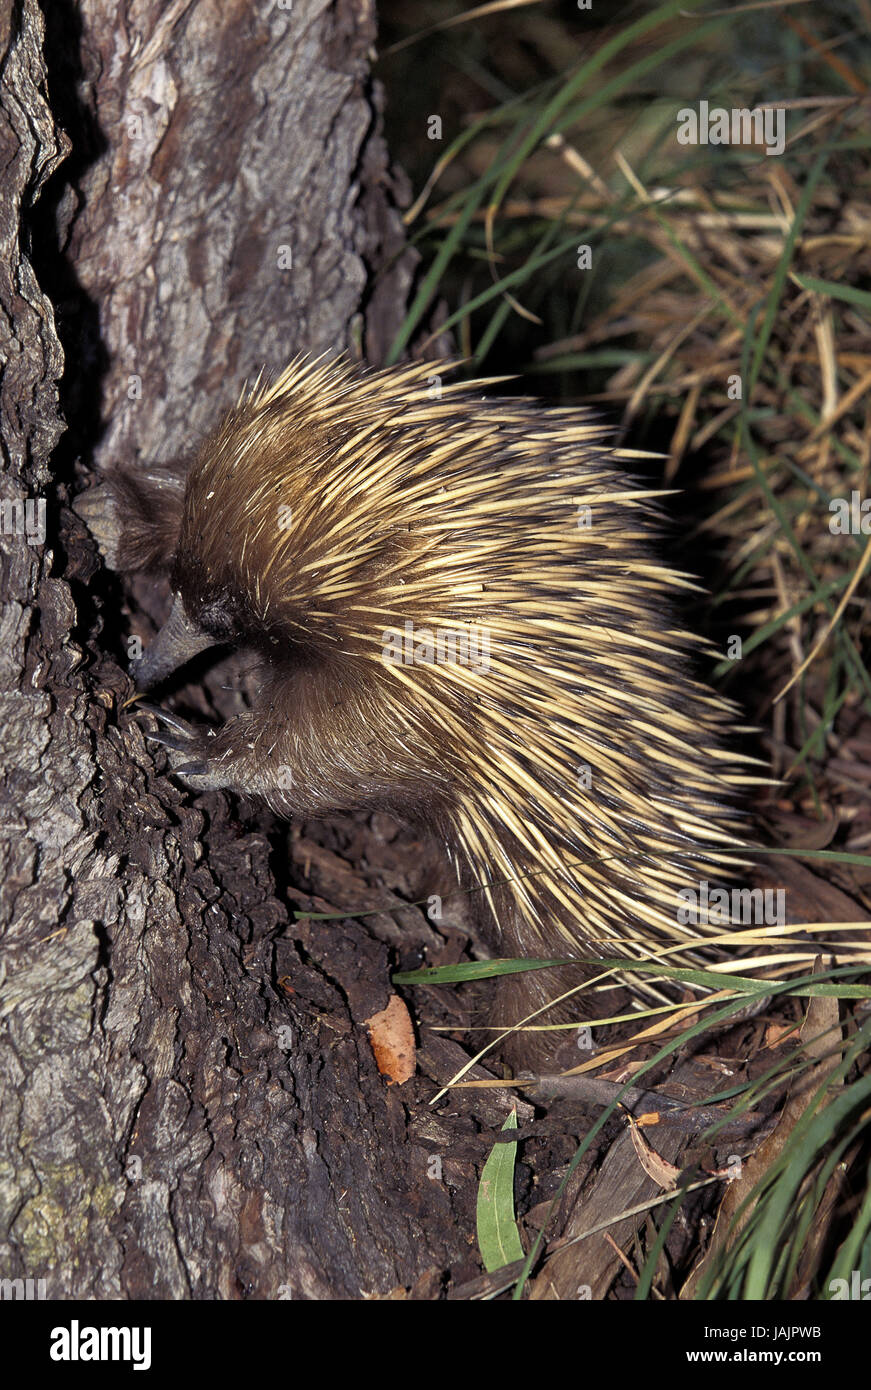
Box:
[141,729,194,753]
[174,760,232,792]
[135,703,198,737]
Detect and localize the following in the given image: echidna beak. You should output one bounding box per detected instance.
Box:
[130,592,217,690]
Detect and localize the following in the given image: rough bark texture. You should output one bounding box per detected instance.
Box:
[0,0,489,1301]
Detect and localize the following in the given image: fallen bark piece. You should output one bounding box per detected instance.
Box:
[366,995,416,1084]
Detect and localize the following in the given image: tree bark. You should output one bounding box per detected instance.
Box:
[0,0,481,1300]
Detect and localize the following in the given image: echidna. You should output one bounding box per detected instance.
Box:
[79,355,751,1059]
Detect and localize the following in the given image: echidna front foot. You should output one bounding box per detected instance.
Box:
[136,704,229,791]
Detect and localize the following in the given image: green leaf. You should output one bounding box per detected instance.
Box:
[792,274,871,311]
[477,1110,525,1273]
[392,957,569,985]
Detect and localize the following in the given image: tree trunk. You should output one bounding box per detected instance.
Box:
[0,0,479,1300]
